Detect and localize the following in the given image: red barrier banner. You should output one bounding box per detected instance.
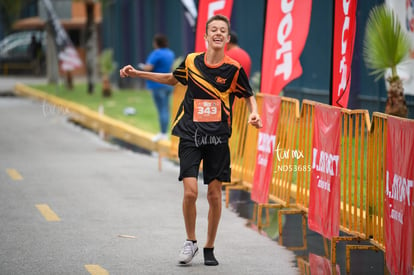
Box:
[385,117,414,275]
[331,0,357,108]
[308,105,341,239]
[309,253,341,275]
[251,95,281,203]
[260,0,312,95]
[194,0,234,52]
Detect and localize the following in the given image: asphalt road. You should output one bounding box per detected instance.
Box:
[0,95,299,274]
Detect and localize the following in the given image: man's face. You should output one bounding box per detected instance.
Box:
[204,20,230,50]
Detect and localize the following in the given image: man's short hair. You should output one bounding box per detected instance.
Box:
[153,34,168,48]
[205,14,230,34]
[229,31,238,44]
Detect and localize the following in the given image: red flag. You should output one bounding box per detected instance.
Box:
[251,95,281,203]
[308,104,341,239]
[260,0,312,95]
[194,0,234,52]
[331,0,357,108]
[385,117,414,275]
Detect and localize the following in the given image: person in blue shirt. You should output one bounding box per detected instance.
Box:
[138,34,175,142]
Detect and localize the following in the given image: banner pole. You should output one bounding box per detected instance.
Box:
[329,0,335,106]
[259,0,268,93]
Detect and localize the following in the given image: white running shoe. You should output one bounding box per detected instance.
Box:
[178,240,198,264]
[151,133,168,142]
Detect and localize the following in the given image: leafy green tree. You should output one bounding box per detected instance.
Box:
[363,4,411,118]
[99,48,117,97]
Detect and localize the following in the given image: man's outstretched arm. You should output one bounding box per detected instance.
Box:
[120,65,178,86]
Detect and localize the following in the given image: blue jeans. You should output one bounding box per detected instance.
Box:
[151,86,173,134]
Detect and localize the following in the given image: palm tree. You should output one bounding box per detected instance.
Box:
[363,4,411,118]
[99,48,117,97]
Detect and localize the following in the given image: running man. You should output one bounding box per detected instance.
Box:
[120,14,262,266]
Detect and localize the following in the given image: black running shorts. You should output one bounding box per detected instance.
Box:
[178,138,231,184]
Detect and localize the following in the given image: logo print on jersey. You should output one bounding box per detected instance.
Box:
[215,76,226,84]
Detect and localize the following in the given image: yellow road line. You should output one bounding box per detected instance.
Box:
[35,204,61,221]
[85,265,109,275]
[6,168,23,180]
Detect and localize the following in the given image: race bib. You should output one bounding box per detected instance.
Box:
[193,99,221,122]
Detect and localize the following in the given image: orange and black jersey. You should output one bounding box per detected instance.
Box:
[172,52,253,141]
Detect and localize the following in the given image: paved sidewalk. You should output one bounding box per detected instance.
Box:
[0,93,299,274]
